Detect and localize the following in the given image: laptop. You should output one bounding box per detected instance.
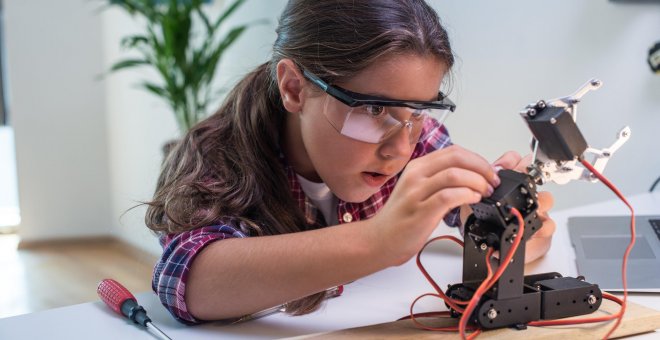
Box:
[568,215,660,292]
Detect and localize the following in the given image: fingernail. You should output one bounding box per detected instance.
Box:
[487,185,494,196]
[492,166,502,187]
[492,173,501,187]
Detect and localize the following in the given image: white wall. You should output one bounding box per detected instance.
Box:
[89,0,660,254]
[101,7,175,255]
[5,0,112,241]
[429,0,660,209]
[216,0,660,210]
[5,0,658,253]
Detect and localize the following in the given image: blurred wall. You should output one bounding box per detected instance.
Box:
[429,0,660,210]
[215,0,660,211]
[4,0,658,254]
[5,0,112,242]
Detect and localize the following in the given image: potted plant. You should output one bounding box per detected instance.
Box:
[107,0,251,152]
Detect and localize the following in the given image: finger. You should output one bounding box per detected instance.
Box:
[424,167,495,200]
[513,154,533,173]
[423,187,482,213]
[492,151,522,171]
[525,236,552,263]
[532,219,556,238]
[422,145,499,187]
[536,191,555,213]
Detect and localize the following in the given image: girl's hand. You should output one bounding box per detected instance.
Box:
[370,145,500,265]
[492,152,557,263]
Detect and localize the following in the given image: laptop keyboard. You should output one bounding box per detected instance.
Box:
[651,219,660,242]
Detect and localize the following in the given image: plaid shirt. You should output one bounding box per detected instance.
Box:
[152,118,460,324]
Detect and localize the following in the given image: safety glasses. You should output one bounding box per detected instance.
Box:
[302,69,456,144]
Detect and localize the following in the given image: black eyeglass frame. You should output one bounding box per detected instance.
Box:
[302,69,456,112]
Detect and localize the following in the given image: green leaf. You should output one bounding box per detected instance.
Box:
[141,82,168,99]
[195,6,212,34]
[212,0,246,32]
[110,59,149,72]
[103,0,255,132]
[120,35,149,49]
[203,25,247,82]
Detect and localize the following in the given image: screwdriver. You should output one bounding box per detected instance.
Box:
[97,278,173,340]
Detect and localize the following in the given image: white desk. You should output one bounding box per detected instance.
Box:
[1,192,659,339]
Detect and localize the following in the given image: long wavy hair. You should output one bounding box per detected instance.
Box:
[145,0,455,316]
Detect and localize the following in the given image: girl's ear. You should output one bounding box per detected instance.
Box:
[276,59,306,114]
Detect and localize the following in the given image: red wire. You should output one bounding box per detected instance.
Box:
[458,208,526,339]
[407,235,472,332]
[459,248,495,339]
[578,159,635,338]
[408,161,633,339]
[414,235,468,312]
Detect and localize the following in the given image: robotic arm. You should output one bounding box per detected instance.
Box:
[523,79,630,185]
[445,79,630,330]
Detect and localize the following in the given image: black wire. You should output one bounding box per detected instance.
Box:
[650,176,660,192]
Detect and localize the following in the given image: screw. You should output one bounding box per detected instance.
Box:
[487,308,498,320]
[527,198,534,206]
[591,79,602,87]
[587,295,597,305]
[603,151,611,157]
[526,108,537,117]
[520,187,528,195]
[622,131,629,137]
[496,202,502,207]
[480,243,488,251]
[536,100,546,109]
[550,117,557,124]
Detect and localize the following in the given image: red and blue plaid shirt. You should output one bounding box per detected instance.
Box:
[152,118,460,324]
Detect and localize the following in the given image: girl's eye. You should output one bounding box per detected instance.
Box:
[364,105,385,116]
[411,109,426,121]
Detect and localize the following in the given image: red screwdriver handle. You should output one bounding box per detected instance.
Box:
[97,278,137,315]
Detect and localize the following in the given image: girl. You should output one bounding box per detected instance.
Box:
[146,0,556,324]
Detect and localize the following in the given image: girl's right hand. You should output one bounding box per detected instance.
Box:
[368,145,500,265]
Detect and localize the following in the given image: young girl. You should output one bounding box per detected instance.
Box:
[146,0,556,324]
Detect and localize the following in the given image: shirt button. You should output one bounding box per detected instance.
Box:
[342,212,353,223]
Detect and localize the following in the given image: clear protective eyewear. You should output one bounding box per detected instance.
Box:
[303,69,456,144]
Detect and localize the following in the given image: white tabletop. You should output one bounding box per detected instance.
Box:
[1,192,659,339]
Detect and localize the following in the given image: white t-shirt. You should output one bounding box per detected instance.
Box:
[296,174,339,226]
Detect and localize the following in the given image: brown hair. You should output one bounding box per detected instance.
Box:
[146,0,455,316]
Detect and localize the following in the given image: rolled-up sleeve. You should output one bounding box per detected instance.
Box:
[152,224,247,324]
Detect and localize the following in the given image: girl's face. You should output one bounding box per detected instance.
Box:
[286,54,448,203]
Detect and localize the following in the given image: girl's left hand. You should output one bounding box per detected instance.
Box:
[492,151,557,263]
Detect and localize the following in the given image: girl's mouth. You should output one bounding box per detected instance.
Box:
[361,171,388,187]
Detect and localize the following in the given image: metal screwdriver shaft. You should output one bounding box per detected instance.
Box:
[146,322,172,340]
[97,279,173,340]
